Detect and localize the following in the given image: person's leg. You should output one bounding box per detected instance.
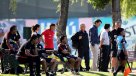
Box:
[114,60,126,76]
[100,45,109,71]
[41,59,47,73]
[74,57,81,72]
[111,49,118,72]
[68,58,76,71]
[105,46,110,71]
[34,56,41,76]
[28,57,34,76]
[78,48,84,70]
[50,59,58,73]
[84,49,90,71]
[90,44,99,71]
[1,57,4,73]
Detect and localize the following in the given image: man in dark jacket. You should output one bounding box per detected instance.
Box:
[72,24,90,71]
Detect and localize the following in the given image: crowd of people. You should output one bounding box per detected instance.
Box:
[0,19,128,76]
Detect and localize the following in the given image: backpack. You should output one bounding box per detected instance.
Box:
[71,33,79,49]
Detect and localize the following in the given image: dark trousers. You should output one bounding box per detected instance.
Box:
[78,47,90,69]
[28,56,41,76]
[99,45,110,71]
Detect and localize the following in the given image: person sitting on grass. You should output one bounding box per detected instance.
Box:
[36,34,58,76]
[58,36,81,75]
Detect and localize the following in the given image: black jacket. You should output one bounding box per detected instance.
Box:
[74,30,89,49]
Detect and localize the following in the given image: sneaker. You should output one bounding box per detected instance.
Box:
[113,72,117,76]
[46,72,50,76]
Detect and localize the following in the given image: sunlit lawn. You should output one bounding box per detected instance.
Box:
[0,60,136,76]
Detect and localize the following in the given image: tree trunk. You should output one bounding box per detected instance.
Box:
[112,0,121,28]
[56,0,69,39]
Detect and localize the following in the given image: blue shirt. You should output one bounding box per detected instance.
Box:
[117,36,127,51]
[89,25,99,45]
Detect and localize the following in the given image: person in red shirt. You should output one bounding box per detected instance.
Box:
[42,24,55,50]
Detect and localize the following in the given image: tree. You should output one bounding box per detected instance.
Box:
[56,0,69,40]
[88,0,121,27]
[88,0,136,27]
[121,0,136,18]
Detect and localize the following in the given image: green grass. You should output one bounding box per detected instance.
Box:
[0,60,136,76]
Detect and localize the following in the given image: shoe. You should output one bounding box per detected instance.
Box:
[51,72,57,76]
[86,67,90,71]
[46,72,50,76]
[113,72,117,76]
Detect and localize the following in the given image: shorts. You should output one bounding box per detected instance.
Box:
[112,49,118,57]
[44,58,52,63]
[117,50,127,60]
[66,55,77,60]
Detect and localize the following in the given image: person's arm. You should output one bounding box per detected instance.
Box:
[99,39,104,49]
[99,32,105,48]
[89,28,95,46]
[25,49,38,57]
[5,34,13,50]
[16,31,21,47]
[121,39,128,56]
[41,31,47,46]
[66,44,71,53]
[59,46,69,54]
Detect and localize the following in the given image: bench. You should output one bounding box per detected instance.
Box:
[128,51,136,68]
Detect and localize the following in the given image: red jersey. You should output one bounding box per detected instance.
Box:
[42,29,55,49]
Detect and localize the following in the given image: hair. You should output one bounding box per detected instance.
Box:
[117,28,124,36]
[37,34,41,38]
[31,24,40,32]
[95,19,102,24]
[10,25,17,32]
[104,24,110,29]
[29,35,38,42]
[50,24,55,29]
[60,36,66,42]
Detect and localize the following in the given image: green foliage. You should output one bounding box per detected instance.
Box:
[87,0,110,10]
[52,0,85,12]
[9,0,17,15]
[121,0,136,18]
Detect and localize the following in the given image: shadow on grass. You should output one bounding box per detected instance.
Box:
[84,71,108,76]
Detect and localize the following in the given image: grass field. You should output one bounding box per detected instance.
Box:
[0,60,136,76]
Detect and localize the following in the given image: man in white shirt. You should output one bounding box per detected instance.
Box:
[99,24,110,72]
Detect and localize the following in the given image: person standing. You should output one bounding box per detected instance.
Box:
[42,24,55,50]
[111,22,121,72]
[89,19,102,71]
[31,24,40,36]
[72,24,90,71]
[99,24,110,72]
[113,28,128,76]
